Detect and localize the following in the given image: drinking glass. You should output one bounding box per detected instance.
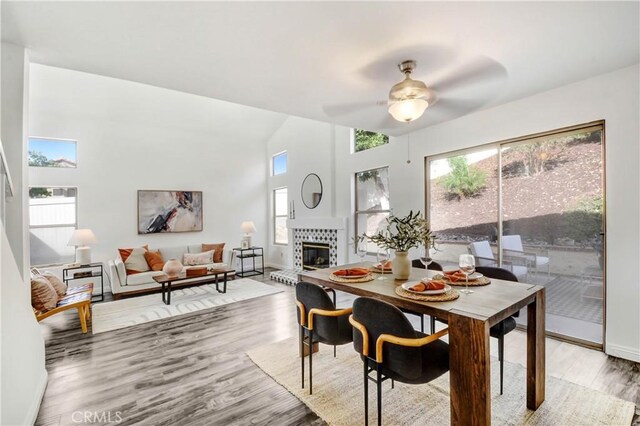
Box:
[419,245,433,279]
[459,254,475,294]
[356,240,367,267]
[377,248,390,280]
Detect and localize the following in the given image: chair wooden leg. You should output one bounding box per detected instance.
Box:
[85,304,91,320]
[364,360,369,426]
[77,306,88,333]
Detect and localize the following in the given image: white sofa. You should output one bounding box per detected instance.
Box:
[107,244,236,298]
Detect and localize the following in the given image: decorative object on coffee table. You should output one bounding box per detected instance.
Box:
[240,221,256,248]
[138,190,203,234]
[162,258,183,276]
[67,228,97,265]
[365,210,434,280]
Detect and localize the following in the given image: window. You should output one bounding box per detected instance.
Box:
[355,167,390,251]
[272,151,287,176]
[29,187,77,265]
[353,129,389,153]
[274,187,288,245]
[28,137,77,168]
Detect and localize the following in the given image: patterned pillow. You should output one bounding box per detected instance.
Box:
[118,245,150,275]
[144,250,165,272]
[183,250,214,266]
[202,243,225,263]
[42,271,68,297]
[31,275,58,312]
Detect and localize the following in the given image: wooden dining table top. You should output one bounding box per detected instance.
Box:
[298,262,543,327]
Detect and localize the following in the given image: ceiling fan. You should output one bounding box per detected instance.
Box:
[387,59,432,123]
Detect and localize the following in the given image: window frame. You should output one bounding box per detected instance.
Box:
[28,185,79,266]
[354,166,391,251]
[273,186,288,246]
[272,151,288,176]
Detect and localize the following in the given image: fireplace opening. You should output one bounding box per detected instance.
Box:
[302,242,330,270]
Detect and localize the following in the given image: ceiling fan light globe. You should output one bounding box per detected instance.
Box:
[388,98,429,122]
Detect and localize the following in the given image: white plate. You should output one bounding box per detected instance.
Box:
[402,282,451,295]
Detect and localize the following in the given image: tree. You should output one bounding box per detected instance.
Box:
[440,156,486,199]
[28,150,54,167]
[354,129,389,152]
[29,187,51,198]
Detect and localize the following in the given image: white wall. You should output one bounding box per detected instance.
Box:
[333,65,640,361]
[265,116,339,268]
[29,64,287,280]
[0,43,48,426]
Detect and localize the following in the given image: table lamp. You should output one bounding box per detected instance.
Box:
[68,229,97,265]
[240,221,257,248]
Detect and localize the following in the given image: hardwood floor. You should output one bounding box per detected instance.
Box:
[36,270,639,425]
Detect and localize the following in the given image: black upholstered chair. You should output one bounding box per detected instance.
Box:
[350,297,449,426]
[295,282,353,395]
[430,266,519,395]
[411,259,443,271]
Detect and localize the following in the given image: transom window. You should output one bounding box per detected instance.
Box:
[28,137,77,168]
[355,166,390,251]
[272,151,287,176]
[353,129,389,153]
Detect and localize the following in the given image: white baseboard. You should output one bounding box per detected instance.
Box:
[606,343,640,363]
[24,369,48,426]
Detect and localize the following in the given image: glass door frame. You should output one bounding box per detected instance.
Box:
[424,120,606,350]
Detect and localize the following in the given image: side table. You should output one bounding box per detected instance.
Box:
[62,262,104,302]
[233,247,264,278]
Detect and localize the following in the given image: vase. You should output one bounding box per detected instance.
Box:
[162,258,183,276]
[392,251,411,280]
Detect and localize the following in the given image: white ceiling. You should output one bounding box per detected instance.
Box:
[3,1,639,136]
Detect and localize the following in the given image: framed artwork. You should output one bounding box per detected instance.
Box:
[138,190,203,234]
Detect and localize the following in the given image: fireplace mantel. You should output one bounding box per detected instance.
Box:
[287,217,346,230]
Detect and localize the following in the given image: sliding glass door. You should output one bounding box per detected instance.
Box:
[426,122,605,346]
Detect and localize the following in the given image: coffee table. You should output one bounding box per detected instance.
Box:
[152,268,235,305]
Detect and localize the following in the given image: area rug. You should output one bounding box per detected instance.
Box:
[92,278,282,334]
[248,338,635,425]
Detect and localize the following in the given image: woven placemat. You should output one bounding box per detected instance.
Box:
[395,285,460,302]
[370,267,393,274]
[432,274,492,287]
[329,273,375,283]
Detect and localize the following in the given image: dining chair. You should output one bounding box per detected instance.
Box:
[295,281,353,395]
[350,297,450,426]
[430,266,519,395]
[468,240,528,281]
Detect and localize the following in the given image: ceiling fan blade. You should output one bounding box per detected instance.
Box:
[322,100,386,117]
[430,56,507,93]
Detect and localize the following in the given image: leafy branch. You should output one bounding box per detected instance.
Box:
[365,210,434,252]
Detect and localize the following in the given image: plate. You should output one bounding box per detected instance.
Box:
[402,282,451,295]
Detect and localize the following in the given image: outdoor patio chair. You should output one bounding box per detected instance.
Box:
[468,241,528,281]
[502,235,550,276]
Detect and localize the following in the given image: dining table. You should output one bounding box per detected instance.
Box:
[298,263,546,426]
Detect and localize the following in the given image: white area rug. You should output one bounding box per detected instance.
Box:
[248,338,636,426]
[92,278,282,334]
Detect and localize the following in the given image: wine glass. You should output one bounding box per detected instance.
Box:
[419,245,433,279]
[459,254,475,294]
[376,248,390,280]
[356,240,367,267]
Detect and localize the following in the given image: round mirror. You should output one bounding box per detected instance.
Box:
[301,173,323,209]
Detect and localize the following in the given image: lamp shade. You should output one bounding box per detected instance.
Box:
[388,98,429,123]
[240,221,257,234]
[67,229,97,247]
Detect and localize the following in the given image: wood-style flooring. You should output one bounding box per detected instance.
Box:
[35,269,639,425]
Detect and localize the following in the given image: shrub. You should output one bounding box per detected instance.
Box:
[440,156,486,199]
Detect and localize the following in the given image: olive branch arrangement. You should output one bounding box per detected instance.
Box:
[359,210,435,252]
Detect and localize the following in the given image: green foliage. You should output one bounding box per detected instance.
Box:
[354,129,389,152]
[561,196,603,243]
[574,195,603,215]
[28,150,54,167]
[29,187,51,198]
[440,156,486,199]
[366,210,433,252]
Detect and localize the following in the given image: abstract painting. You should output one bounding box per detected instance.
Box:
[138,190,203,234]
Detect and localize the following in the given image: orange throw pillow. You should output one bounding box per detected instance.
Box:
[118,245,150,275]
[202,243,225,263]
[144,250,165,271]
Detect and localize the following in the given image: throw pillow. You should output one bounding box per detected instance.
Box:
[31,275,58,312]
[183,250,214,266]
[118,245,150,275]
[202,243,225,263]
[42,271,68,297]
[144,250,165,272]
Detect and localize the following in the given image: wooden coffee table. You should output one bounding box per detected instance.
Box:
[153,268,235,305]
